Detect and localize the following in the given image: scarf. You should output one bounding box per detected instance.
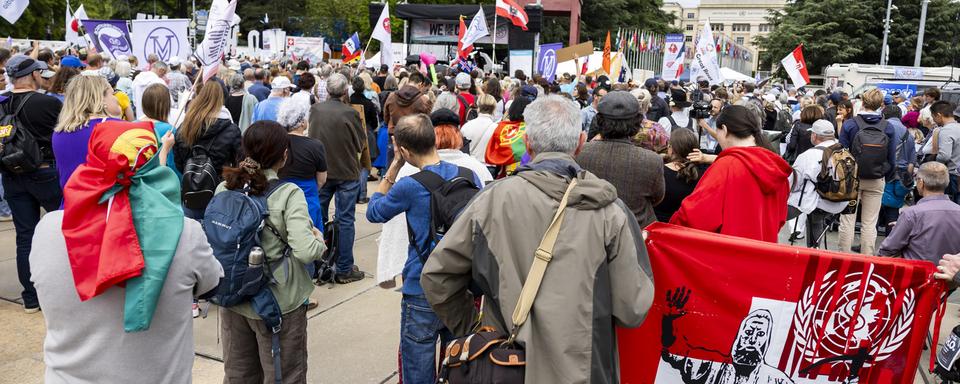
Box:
[63,120,184,332]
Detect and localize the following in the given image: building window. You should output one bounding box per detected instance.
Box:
[732,23,750,32]
[687,12,695,19]
[736,37,744,45]
[686,24,694,31]
[711,23,724,31]
[759,24,772,32]
[685,35,693,42]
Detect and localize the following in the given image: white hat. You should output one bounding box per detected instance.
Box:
[811,119,835,137]
[271,76,294,90]
[169,56,182,67]
[227,59,241,71]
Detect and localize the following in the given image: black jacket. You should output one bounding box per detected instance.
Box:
[785,121,814,163]
[646,94,669,122]
[173,117,242,178]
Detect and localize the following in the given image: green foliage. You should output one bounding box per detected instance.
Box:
[756,0,960,77]
[580,0,676,45]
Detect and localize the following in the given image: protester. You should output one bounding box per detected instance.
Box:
[366,113,485,383]
[52,74,124,190]
[139,83,178,175]
[645,78,669,122]
[653,129,702,222]
[292,72,317,106]
[132,61,168,120]
[166,57,192,105]
[486,94,534,176]
[252,76,294,123]
[383,71,433,140]
[422,95,654,383]
[174,81,242,219]
[2,55,64,313]
[224,73,257,133]
[460,93,498,167]
[631,88,669,153]
[378,75,398,108]
[278,98,327,228]
[581,88,606,133]
[113,59,134,97]
[837,89,897,255]
[483,77,505,120]
[31,120,223,383]
[670,105,792,242]
[248,68,271,102]
[784,105,824,163]
[659,88,693,133]
[309,73,365,283]
[217,121,326,383]
[577,91,664,227]
[315,64,332,102]
[787,120,850,248]
[452,72,475,125]
[926,100,960,202]
[45,65,80,102]
[878,104,916,234]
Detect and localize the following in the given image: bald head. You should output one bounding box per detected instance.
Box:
[394,114,436,156]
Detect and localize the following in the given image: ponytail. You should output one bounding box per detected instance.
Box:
[224,157,269,195]
[677,159,700,184]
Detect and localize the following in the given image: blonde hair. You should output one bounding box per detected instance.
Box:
[178,81,224,147]
[862,89,884,111]
[55,74,112,133]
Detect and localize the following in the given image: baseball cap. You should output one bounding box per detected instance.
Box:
[520,84,538,99]
[891,91,903,98]
[811,119,835,137]
[828,91,843,105]
[60,55,85,69]
[40,69,55,79]
[270,76,294,90]
[883,94,893,105]
[6,55,47,79]
[644,78,658,88]
[169,56,182,67]
[455,72,471,89]
[597,91,640,119]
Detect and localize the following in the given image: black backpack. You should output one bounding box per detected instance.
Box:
[456,94,479,123]
[181,145,220,211]
[0,93,43,174]
[407,167,480,262]
[850,116,890,179]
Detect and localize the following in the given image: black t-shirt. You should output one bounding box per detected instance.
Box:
[279,134,327,180]
[654,164,705,222]
[2,91,63,163]
[225,94,244,125]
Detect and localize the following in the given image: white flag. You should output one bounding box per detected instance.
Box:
[370,3,392,67]
[461,8,489,47]
[195,0,237,82]
[132,19,190,70]
[691,20,723,85]
[65,4,76,44]
[66,4,88,46]
[0,0,29,24]
[780,45,810,88]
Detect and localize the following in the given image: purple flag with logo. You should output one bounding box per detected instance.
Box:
[536,42,563,83]
[80,20,135,60]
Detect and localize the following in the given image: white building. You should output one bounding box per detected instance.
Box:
[662,0,786,73]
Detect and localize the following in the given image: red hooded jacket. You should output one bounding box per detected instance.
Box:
[670,146,792,242]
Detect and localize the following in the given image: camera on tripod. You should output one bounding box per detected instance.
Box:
[690,101,711,119]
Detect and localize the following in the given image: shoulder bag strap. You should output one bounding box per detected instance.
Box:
[506,178,579,344]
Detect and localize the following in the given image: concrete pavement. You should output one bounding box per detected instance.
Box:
[0,188,956,383]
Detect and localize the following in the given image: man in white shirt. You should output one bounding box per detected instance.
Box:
[132,61,169,119]
[460,94,498,167]
[788,120,850,248]
[658,88,692,133]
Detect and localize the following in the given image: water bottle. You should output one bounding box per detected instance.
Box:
[249,246,264,268]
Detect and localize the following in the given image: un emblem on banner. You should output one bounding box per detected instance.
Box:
[792,267,914,380]
[145,27,180,62]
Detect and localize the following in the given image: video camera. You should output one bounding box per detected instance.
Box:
[689,88,712,119]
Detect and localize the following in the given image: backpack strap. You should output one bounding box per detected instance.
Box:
[8,92,34,117]
[666,115,679,130]
[261,180,295,285]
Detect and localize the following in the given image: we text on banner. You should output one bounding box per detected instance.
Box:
[131,19,190,70]
[618,223,945,384]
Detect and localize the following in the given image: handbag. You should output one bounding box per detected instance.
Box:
[437,178,579,384]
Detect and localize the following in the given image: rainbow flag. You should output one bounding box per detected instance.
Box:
[485,120,527,170]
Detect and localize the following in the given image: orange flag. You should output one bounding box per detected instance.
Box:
[602,30,611,75]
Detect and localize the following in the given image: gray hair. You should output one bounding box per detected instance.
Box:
[523,95,582,155]
[114,60,131,78]
[632,88,652,115]
[320,64,333,78]
[277,97,311,130]
[152,61,169,73]
[228,74,244,92]
[327,73,349,98]
[433,92,459,113]
[918,161,950,192]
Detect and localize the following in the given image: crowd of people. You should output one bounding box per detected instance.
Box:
[4,40,960,383]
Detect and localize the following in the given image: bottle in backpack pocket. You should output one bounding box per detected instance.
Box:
[248,246,264,268]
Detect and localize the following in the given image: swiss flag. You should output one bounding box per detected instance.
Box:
[495,0,528,31]
[781,44,810,88]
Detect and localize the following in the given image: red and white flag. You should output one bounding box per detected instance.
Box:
[618,223,945,384]
[456,16,473,61]
[370,3,392,66]
[781,44,810,88]
[495,0,528,31]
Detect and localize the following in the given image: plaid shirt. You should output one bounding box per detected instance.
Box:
[167,71,192,103]
[315,78,329,102]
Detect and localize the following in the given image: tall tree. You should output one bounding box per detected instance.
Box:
[580,0,676,45]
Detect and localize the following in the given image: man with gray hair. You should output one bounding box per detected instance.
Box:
[308,73,366,283]
[422,95,654,382]
[316,64,333,102]
[132,60,169,119]
[879,162,960,263]
[787,120,849,248]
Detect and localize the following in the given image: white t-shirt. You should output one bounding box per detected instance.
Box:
[658,109,691,133]
[132,71,166,119]
[460,113,497,165]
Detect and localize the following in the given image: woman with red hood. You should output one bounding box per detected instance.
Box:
[670,104,792,242]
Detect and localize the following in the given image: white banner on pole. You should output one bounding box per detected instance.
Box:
[690,19,723,85]
[131,19,190,70]
[195,0,237,82]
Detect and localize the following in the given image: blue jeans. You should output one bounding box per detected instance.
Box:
[400,294,452,384]
[358,168,369,200]
[318,179,360,274]
[4,167,62,308]
[0,175,11,216]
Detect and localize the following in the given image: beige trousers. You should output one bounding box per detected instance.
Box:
[838,177,885,255]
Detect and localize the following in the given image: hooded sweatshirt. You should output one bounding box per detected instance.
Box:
[422,152,654,384]
[670,146,792,243]
[383,85,433,134]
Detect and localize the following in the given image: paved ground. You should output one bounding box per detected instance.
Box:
[0,187,955,383]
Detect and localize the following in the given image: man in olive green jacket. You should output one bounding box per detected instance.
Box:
[422,95,655,384]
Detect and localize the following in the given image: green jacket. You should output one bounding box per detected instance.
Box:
[215,169,326,318]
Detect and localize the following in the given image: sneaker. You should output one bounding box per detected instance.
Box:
[367,174,379,182]
[23,305,39,314]
[0,215,11,222]
[357,197,370,204]
[192,302,200,318]
[305,300,319,311]
[335,269,365,284]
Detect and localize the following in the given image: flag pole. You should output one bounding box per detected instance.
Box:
[492,4,497,73]
[355,33,375,75]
